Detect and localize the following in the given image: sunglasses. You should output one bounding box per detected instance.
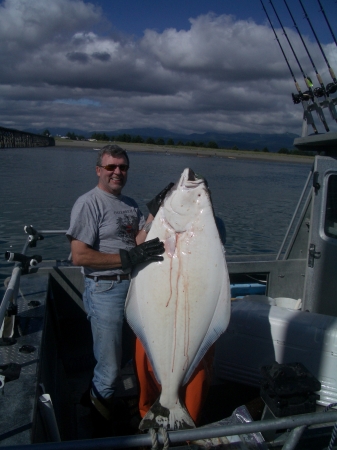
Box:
[99,164,129,172]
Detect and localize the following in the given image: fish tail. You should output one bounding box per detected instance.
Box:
[139,398,195,431]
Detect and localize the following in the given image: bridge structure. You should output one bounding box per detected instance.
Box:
[0,126,55,148]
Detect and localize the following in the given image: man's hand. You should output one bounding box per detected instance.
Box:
[119,238,165,270]
[146,182,174,217]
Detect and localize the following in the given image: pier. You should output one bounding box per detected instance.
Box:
[0,126,55,148]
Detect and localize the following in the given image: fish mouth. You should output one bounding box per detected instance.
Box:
[180,168,205,188]
[187,169,195,181]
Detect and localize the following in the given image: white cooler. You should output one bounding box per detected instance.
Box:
[214,297,337,407]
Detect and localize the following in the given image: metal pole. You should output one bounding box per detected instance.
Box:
[282,425,307,450]
[0,267,21,332]
[1,410,337,450]
[1,227,67,331]
[0,238,30,331]
[276,166,313,260]
[40,230,67,234]
[38,394,61,442]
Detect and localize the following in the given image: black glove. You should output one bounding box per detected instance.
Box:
[119,238,165,270]
[146,182,174,217]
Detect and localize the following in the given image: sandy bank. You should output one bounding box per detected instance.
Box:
[55,138,313,164]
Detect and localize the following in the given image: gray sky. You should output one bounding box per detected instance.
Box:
[0,0,336,136]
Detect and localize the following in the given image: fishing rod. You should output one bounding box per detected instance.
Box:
[284,0,327,98]
[260,0,318,134]
[317,0,337,47]
[260,1,302,99]
[284,0,337,124]
[299,0,337,95]
[269,0,329,132]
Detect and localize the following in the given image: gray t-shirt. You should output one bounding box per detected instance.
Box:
[67,187,145,276]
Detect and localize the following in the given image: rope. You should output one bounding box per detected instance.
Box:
[324,403,337,450]
[149,428,159,450]
[149,427,170,450]
[158,427,170,450]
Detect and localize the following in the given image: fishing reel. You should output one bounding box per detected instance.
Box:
[292,90,313,104]
[326,82,337,95]
[292,93,302,104]
[313,87,325,98]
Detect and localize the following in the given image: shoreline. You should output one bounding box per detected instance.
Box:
[55,138,314,164]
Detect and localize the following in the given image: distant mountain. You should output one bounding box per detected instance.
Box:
[24,127,299,152]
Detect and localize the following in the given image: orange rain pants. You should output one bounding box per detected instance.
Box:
[134,338,214,425]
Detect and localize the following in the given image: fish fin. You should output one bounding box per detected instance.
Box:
[182,279,231,385]
[139,398,195,431]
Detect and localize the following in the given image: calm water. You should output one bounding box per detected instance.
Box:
[0,146,311,290]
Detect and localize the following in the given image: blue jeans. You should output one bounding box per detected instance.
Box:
[83,277,130,399]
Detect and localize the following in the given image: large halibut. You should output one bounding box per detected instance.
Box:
[125,168,231,430]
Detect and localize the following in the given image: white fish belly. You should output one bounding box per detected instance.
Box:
[125,205,231,412]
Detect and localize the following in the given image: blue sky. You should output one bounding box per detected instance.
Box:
[0,0,336,136]
[90,0,336,43]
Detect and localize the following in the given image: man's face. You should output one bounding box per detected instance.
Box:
[96,154,128,195]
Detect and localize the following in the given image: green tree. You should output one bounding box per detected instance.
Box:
[156,138,165,145]
[146,137,155,144]
[116,133,131,142]
[131,135,144,143]
[208,141,219,149]
[42,129,51,136]
[278,147,289,154]
[67,132,76,140]
[231,145,239,150]
[262,147,269,152]
[167,138,175,146]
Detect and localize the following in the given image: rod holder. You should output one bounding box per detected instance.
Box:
[5,252,42,267]
[24,225,44,247]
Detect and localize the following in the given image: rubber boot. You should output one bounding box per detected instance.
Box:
[90,391,116,438]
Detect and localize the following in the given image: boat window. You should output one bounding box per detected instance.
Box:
[325,174,337,239]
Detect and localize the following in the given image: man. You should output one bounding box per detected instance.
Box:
[67,144,168,433]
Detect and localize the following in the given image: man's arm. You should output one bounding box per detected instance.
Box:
[71,239,122,269]
[71,235,165,271]
[135,214,154,245]
[135,182,174,246]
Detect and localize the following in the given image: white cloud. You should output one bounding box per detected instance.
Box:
[0,0,335,136]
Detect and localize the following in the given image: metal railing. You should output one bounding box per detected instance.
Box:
[0,226,67,334]
[0,409,336,450]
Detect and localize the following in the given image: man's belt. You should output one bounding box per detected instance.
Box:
[85,274,131,281]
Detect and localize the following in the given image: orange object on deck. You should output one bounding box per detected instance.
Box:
[134,338,214,425]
